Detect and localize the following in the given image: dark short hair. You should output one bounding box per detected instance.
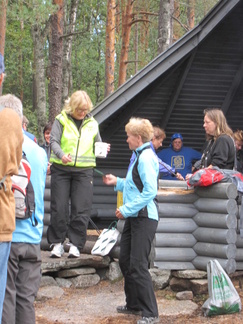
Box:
[43,122,52,134]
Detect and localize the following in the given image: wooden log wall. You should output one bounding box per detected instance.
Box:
[41,175,51,250]
[236,195,243,270]
[154,180,239,274]
[41,172,243,275]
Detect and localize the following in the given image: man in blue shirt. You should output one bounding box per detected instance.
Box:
[0,95,47,324]
[129,126,184,180]
[157,133,201,180]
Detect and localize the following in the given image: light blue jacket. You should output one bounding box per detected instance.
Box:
[115,143,159,221]
[12,133,47,243]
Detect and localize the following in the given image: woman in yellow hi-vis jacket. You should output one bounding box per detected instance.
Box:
[47,90,109,258]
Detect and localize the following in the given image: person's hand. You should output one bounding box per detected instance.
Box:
[115,208,125,219]
[62,153,72,164]
[102,174,117,186]
[47,162,52,175]
[185,173,192,181]
[176,172,184,181]
[107,143,111,153]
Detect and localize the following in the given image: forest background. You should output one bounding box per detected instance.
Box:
[0,0,219,143]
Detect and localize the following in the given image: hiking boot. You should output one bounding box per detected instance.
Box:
[50,243,64,258]
[68,244,80,258]
[116,305,142,316]
[137,317,160,324]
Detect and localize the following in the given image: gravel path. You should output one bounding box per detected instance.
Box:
[35,279,243,324]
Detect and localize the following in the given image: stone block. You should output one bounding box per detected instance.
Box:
[58,267,96,278]
[70,274,100,288]
[108,261,123,282]
[169,277,191,292]
[40,275,58,287]
[172,269,207,279]
[176,291,194,300]
[150,269,171,290]
[55,277,72,288]
[36,286,64,301]
[190,279,208,295]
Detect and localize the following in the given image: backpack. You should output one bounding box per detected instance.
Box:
[11,153,38,226]
[187,168,225,187]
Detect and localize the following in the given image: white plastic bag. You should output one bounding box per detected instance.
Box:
[91,221,119,256]
[202,259,241,316]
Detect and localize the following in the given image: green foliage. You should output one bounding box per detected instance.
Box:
[3,0,220,121]
[7,0,57,26]
[71,0,106,105]
[3,0,57,136]
[174,0,220,36]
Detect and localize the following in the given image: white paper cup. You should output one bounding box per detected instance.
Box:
[95,142,108,158]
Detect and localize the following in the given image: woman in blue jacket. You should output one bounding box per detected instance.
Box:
[103,117,160,324]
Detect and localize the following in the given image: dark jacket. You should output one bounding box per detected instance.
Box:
[200,134,235,170]
[40,142,51,161]
[237,150,243,173]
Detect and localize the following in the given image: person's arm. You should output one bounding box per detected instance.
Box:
[119,151,158,217]
[158,157,175,174]
[50,119,65,159]
[94,129,102,142]
[210,136,232,168]
[103,174,124,192]
[157,156,184,180]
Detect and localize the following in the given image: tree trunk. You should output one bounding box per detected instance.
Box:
[0,0,8,95]
[134,19,138,74]
[118,0,134,87]
[158,0,174,54]
[62,0,79,105]
[31,25,48,144]
[48,0,64,124]
[187,0,195,29]
[19,19,24,102]
[105,0,116,97]
[173,0,180,41]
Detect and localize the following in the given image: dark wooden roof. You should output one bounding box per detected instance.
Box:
[93,0,243,170]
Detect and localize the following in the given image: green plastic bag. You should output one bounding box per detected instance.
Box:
[202,259,241,316]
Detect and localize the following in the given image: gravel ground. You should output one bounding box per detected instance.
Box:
[35,278,243,324]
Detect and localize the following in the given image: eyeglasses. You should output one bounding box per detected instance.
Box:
[75,108,89,113]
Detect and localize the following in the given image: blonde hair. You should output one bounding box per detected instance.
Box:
[233,130,243,142]
[63,90,93,114]
[125,117,154,143]
[204,108,233,139]
[153,126,166,140]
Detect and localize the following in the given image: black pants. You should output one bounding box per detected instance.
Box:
[47,166,93,250]
[119,217,158,318]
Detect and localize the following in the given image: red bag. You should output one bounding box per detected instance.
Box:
[187,168,225,187]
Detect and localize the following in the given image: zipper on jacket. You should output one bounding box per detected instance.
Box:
[74,118,90,166]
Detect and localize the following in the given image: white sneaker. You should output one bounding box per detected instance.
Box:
[68,244,80,258]
[50,243,64,258]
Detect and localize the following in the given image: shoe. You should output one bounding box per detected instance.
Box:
[117,305,142,316]
[50,243,64,258]
[68,244,80,258]
[137,317,160,324]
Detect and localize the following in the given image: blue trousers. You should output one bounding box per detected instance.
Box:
[119,217,158,318]
[0,242,11,324]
